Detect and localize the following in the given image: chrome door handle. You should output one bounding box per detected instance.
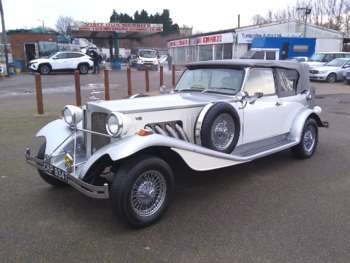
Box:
[275,101,283,106]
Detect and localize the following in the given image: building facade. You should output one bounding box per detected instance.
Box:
[168,21,344,64]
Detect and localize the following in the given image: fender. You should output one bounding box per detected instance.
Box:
[289,106,325,143]
[36,119,83,155]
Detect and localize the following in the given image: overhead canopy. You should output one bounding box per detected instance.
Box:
[71,22,163,39]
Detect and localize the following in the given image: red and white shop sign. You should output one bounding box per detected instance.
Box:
[195,33,234,45]
[168,38,189,47]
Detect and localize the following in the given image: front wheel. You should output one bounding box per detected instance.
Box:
[39,64,51,75]
[292,118,318,159]
[326,73,337,83]
[111,155,174,228]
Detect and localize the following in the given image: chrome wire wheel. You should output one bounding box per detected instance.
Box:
[303,125,316,153]
[210,113,235,151]
[130,170,167,218]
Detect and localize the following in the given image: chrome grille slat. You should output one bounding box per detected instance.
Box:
[91,112,110,154]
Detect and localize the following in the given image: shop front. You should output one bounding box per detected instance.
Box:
[168,30,235,65]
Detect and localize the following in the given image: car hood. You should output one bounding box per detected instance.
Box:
[312,65,340,71]
[30,58,50,64]
[87,92,235,114]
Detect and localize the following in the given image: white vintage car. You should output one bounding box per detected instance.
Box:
[26,60,328,228]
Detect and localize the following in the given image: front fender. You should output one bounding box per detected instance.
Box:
[36,119,73,155]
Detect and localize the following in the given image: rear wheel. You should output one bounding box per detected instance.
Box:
[292,118,318,159]
[326,73,337,83]
[78,63,89,74]
[36,143,67,187]
[111,155,174,228]
[39,64,51,75]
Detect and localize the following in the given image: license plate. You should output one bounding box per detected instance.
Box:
[43,162,68,182]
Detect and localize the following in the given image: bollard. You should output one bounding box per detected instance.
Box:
[127,67,132,96]
[35,73,44,115]
[104,69,110,100]
[74,70,81,106]
[145,68,150,93]
[160,65,164,87]
[172,64,176,87]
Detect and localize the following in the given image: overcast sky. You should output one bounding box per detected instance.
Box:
[3,0,296,33]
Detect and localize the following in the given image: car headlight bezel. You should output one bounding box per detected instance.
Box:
[62,105,83,127]
[106,112,124,137]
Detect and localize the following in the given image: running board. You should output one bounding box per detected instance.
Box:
[232,134,297,158]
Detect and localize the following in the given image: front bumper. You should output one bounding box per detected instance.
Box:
[25,148,109,199]
[309,72,328,81]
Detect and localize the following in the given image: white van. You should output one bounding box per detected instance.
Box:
[305,52,350,67]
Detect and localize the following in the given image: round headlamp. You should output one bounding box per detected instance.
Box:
[106,113,124,137]
[62,105,83,127]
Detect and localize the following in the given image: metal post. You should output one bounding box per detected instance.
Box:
[172,64,176,87]
[104,69,110,100]
[35,73,44,114]
[160,65,164,87]
[0,0,10,77]
[145,68,150,93]
[74,70,81,106]
[127,67,132,96]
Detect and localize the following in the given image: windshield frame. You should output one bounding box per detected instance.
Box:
[175,67,246,96]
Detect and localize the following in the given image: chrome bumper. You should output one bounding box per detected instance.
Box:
[25,148,109,199]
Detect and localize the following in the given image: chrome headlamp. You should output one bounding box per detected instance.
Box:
[62,105,83,127]
[106,112,124,137]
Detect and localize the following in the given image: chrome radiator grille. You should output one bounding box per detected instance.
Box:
[91,112,110,154]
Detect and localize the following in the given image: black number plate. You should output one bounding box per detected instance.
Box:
[43,162,68,182]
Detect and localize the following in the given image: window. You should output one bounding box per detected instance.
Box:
[223,43,233,59]
[276,68,298,97]
[292,45,309,52]
[176,68,244,95]
[198,45,213,61]
[66,53,84,58]
[266,51,276,60]
[244,68,275,96]
[54,53,68,59]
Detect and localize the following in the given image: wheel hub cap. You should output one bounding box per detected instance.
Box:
[211,113,235,151]
[130,170,167,217]
[303,128,315,152]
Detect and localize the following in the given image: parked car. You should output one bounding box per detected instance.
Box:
[135,49,159,71]
[127,54,138,67]
[309,58,350,83]
[25,60,328,228]
[28,51,94,75]
[305,52,350,67]
[289,56,309,62]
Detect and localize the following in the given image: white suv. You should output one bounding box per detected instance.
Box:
[28,51,94,75]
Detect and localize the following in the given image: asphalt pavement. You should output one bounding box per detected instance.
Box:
[0,75,350,263]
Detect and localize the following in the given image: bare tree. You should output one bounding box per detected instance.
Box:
[56,16,74,35]
[252,14,267,25]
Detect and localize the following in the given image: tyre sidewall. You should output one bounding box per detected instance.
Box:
[199,102,240,153]
[327,73,336,83]
[79,64,89,74]
[40,64,50,75]
[111,155,174,227]
[301,118,318,157]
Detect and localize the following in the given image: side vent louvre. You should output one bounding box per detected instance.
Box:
[145,121,189,142]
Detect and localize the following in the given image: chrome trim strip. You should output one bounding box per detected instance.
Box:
[194,103,214,145]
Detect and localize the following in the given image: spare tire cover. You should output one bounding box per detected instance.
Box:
[196,102,240,153]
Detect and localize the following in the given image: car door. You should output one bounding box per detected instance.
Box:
[242,67,286,144]
[51,53,68,70]
[274,68,305,133]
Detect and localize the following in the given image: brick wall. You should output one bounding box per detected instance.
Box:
[8,33,57,62]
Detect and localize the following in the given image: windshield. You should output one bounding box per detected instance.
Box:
[139,50,157,58]
[309,53,325,62]
[49,52,59,59]
[175,68,244,95]
[325,58,347,67]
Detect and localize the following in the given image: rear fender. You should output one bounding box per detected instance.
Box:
[289,106,326,143]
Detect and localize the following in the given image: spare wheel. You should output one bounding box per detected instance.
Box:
[195,102,240,153]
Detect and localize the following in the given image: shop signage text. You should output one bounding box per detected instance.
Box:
[77,23,163,33]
